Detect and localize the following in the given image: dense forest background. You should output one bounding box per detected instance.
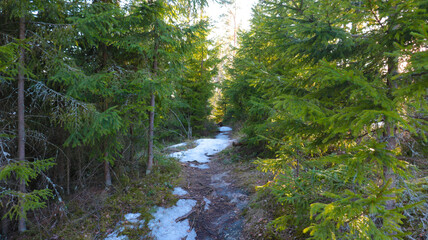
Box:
[1,0,427,239]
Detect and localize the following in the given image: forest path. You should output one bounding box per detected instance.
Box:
[173,128,249,240]
[105,128,249,240]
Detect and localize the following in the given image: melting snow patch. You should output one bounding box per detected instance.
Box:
[105,228,127,240]
[124,213,141,224]
[169,126,233,169]
[104,214,145,240]
[190,163,210,169]
[216,132,229,140]
[148,199,197,240]
[187,229,197,239]
[168,142,187,149]
[204,197,211,210]
[170,138,231,164]
[219,126,232,132]
[173,187,188,196]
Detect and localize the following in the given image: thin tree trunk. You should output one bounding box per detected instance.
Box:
[187,116,192,139]
[66,149,70,195]
[146,23,159,175]
[78,151,83,188]
[169,109,189,139]
[17,16,27,233]
[104,153,112,187]
[146,93,155,175]
[102,96,112,187]
[383,57,398,210]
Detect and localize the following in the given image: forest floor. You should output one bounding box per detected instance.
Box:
[177,147,249,240]
[162,127,290,240]
[151,127,250,240]
[104,127,256,240]
[17,127,287,240]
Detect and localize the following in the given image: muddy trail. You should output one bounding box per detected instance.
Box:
[175,129,248,240]
[179,154,248,239]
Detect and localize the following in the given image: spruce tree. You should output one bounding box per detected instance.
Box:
[0,0,64,233]
[224,0,427,238]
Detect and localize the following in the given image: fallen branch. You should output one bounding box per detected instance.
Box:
[175,209,196,222]
[175,200,206,222]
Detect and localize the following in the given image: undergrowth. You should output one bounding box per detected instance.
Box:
[18,154,182,240]
[219,140,428,240]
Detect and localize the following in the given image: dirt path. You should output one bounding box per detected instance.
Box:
[178,134,249,240]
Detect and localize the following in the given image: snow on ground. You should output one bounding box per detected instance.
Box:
[124,213,141,224]
[148,127,233,239]
[105,188,192,240]
[104,214,145,240]
[190,163,210,169]
[169,138,230,163]
[216,132,229,140]
[167,142,187,149]
[148,199,197,240]
[172,187,188,196]
[204,197,211,210]
[106,127,233,240]
[105,229,127,240]
[170,127,232,166]
[219,126,232,132]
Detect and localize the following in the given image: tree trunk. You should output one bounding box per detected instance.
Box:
[146,23,159,175]
[187,116,192,139]
[17,16,27,233]
[146,93,155,175]
[66,148,70,195]
[78,151,83,188]
[383,57,398,210]
[104,152,112,187]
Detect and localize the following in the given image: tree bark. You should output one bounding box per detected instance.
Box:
[383,57,398,210]
[18,16,27,233]
[146,92,155,175]
[146,21,159,175]
[187,116,192,140]
[67,151,70,195]
[104,153,112,187]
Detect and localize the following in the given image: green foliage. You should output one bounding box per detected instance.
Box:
[0,158,54,183]
[222,0,428,238]
[0,43,18,72]
[304,180,422,240]
[2,189,53,221]
[1,0,221,234]
[0,158,55,221]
